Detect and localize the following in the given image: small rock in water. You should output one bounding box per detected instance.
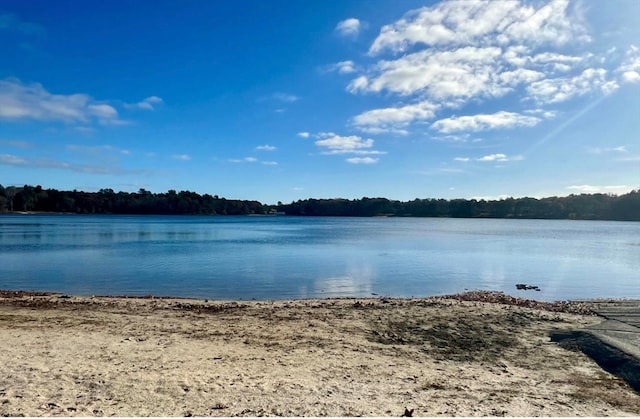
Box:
[515,283,540,291]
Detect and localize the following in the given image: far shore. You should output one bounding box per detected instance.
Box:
[0,290,638,416]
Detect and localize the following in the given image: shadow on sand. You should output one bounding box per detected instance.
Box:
[550,330,640,392]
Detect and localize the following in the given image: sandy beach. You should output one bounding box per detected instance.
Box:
[0,290,638,417]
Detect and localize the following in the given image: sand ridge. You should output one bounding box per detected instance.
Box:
[0,291,638,416]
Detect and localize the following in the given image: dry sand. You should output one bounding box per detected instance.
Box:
[0,290,638,417]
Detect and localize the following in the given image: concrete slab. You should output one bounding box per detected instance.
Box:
[586,300,640,359]
[550,300,640,392]
[572,300,640,391]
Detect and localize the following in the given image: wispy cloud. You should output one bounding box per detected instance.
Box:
[0,139,33,149]
[527,68,617,104]
[172,154,191,161]
[67,144,131,156]
[228,156,277,166]
[327,60,357,74]
[346,157,378,164]
[586,145,627,154]
[0,153,145,175]
[0,153,26,165]
[566,184,630,193]
[272,92,300,103]
[124,96,163,110]
[0,13,45,35]
[477,153,523,162]
[0,78,126,125]
[255,144,277,151]
[431,111,540,133]
[454,152,525,163]
[335,18,361,37]
[615,155,640,163]
[297,132,310,138]
[228,157,257,163]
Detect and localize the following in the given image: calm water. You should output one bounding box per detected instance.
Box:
[0,214,638,301]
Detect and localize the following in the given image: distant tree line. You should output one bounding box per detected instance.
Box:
[0,185,266,215]
[0,184,638,221]
[276,191,640,221]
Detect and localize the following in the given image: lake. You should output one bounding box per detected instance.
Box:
[0,214,638,301]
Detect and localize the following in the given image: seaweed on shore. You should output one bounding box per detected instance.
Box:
[435,291,596,315]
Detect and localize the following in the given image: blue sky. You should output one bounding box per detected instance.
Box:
[1,0,639,204]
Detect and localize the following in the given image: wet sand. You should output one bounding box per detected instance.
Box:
[0,290,638,417]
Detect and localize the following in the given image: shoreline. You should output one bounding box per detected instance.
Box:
[0,288,618,313]
[1,290,638,416]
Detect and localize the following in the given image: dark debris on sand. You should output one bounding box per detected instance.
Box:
[434,291,596,315]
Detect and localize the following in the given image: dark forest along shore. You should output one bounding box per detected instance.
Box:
[1,185,639,221]
[0,215,638,301]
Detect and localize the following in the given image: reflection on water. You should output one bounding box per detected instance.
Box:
[0,214,638,301]
[314,264,376,297]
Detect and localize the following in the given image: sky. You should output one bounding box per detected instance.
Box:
[0,0,639,204]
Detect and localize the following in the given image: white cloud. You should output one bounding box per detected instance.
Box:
[272,92,300,103]
[315,132,374,154]
[623,71,640,83]
[67,144,131,156]
[88,104,117,119]
[352,100,438,134]
[478,153,508,162]
[342,0,633,135]
[431,111,540,133]
[0,78,126,125]
[229,157,258,163]
[524,109,558,119]
[335,18,361,37]
[477,153,523,162]
[352,46,505,99]
[88,104,126,125]
[328,60,357,74]
[346,76,369,94]
[261,161,278,166]
[527,68,617,104]
[346,157,378,164]
[172,154,191,161]
[312,132,387,163]
[256,144,277,151]
[566,185,629,193]
[369,0,588,55]
[617,45,640,84]
[0,153,145,174]
[297,132,310,138]
[454,157,469,162]
[124,96,163,110]
[586,145,627,154]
